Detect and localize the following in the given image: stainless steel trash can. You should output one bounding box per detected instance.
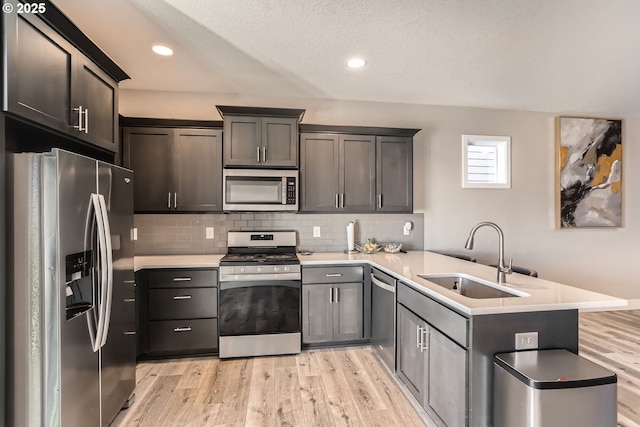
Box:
[494,349,617,427]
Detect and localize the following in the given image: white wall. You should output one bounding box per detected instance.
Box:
[121,89,640,302]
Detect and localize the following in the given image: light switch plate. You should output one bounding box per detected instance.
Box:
[515,332,539,350]
[205,227,214,239]
[131,228,138,241]
[313,226,321,238]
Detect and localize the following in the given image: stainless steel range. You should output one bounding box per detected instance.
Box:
[218,231,301,358]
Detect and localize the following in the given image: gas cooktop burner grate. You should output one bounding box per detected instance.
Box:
[219,252,299,265]
[221,230,300,266]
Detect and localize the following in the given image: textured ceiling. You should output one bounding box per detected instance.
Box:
[55,0,640,116]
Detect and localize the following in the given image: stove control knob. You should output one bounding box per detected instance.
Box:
[240,267,246,273]
[284,266,290,272]
[229,267,236,274]
[274,266,280,272]
[257,267,263,273]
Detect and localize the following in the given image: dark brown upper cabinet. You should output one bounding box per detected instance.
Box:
[2,4,128,153]
[299,133,376,213]
[121,120,223,213]
[299,124,419,214]
[376,135,414,213]
[217,105,305,168]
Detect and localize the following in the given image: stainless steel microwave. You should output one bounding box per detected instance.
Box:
[223,169,298,212]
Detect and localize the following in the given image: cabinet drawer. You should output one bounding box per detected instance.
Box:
[149,287,217,320]
[148,268,217,288]
[398,282,468,347]
[303,266,364,284]
[149,318,218,353]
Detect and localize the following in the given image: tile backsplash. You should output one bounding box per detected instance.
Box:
[134,213,424,255]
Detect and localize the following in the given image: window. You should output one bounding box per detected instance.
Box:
[462,134,511,189]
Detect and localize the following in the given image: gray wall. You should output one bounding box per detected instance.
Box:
[121,89,640,303]
[134,213,424,255]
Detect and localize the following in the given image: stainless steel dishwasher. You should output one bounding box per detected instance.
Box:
[370,267,396,372]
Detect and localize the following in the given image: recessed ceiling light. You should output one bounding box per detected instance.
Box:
[346,57,367,69]
[152,44,174,56]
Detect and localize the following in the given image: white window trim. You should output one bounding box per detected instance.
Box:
[462,134,511,189]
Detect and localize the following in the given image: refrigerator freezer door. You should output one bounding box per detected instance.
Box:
[98,162,136,426]
[50,150,102,427]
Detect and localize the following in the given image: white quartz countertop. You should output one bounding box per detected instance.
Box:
[135,255,224,271]
[134,251,626,315]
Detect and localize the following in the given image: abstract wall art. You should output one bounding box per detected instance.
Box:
[556,116,622,228]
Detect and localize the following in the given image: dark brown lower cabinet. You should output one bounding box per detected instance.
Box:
[301,265,366,344]
[138,268,218,357]
[148,319,218,354]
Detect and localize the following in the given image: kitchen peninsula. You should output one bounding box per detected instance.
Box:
[136,251,625,315]
[135,250,625,426]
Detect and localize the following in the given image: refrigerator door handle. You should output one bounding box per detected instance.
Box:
[89,193,108,352]
[97,194,114,348]
[85,195,99,351]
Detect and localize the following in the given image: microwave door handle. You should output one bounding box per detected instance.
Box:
[282,177,287,204]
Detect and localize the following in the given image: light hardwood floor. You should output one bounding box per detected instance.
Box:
[112,310,640,427]
[580,310,640,427]
[111,346,429,427]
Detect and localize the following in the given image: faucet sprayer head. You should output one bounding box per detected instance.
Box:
[464,235,474,250]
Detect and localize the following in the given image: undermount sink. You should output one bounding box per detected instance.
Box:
[418,273,528,299]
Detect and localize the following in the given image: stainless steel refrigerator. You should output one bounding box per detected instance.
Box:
[6,149,136,427]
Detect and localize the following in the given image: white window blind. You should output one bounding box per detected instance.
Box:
[467,144,499,184]
[462,135,511,188]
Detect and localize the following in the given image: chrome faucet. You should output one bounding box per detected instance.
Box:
[464,222,513,284]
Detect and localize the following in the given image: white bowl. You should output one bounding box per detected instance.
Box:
[383,243,403,253]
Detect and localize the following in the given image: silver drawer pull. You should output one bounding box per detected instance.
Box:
[124,331,136,335]
[123,280,135,284]
[172,277,192,282]
[173,327,192,332]
[123,298,135,302]
[325,273,343,277]
[173,295,192,300]
[73,106,84,131]
[422,328,430,352]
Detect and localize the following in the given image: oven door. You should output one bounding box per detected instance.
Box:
[219,280,301,336]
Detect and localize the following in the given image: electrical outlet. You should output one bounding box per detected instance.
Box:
[403,221,412,235]
[313,226,321,238]
[131,228,138,241]
[205,227,214,239]
[515,332,539,350]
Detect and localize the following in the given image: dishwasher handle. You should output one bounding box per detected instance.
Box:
[371,274,396,293]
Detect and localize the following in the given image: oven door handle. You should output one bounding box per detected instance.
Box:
[220,280,301,291]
